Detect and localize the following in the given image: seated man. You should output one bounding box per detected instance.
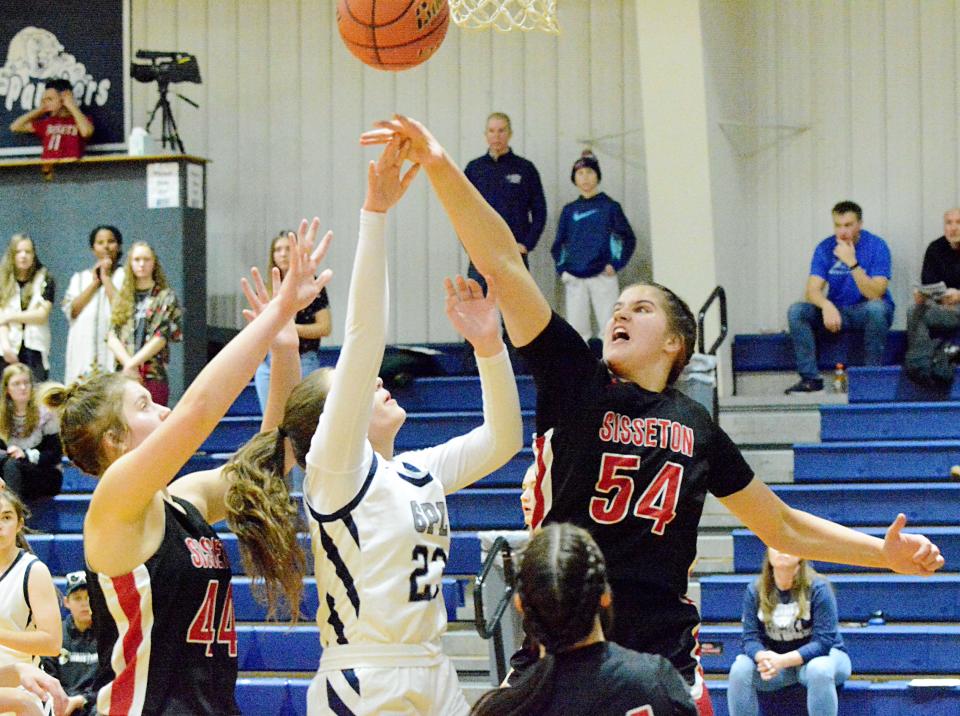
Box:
[904,208,960,387]
[9,79,94,160]
[40,571,97,716]
[785,201,894,393]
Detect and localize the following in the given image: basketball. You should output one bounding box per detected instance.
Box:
[337,0,451,72]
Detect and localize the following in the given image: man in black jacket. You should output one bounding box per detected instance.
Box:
[41,571,97,715]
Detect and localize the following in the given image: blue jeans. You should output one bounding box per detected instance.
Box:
[787,300,893,379]
[727,649,852,716]
[253,350,323,414]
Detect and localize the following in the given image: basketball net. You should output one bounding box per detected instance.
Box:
[448,0,559,33]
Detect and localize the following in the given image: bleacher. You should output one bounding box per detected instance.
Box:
[33,337,960,714]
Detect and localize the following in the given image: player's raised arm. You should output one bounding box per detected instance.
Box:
[361,115,551,347]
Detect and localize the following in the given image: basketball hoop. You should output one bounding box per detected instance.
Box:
[449,0,559,33]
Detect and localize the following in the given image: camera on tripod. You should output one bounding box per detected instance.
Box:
[130,51,201,85]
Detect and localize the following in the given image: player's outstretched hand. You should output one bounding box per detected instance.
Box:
[445,274,503,358]
[883,513,945,575]
[360,114,445,169]
[240,265,298,353]
[273,217,333,317]
[12,663,68,716]
[363,133,420,213]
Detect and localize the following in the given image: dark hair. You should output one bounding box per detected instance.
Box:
[638,282,697,386]
[831,201,862,221]
[88,225,124,263]
[0,489,35,553]
[471,524,609,716]
[44,78,73,94]
[222,369,332,620]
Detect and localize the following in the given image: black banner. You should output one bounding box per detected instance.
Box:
[0,0,128,155]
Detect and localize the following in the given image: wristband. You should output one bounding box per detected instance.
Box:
[849,262,860,271]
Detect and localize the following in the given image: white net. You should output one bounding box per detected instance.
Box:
[448,0,559,33]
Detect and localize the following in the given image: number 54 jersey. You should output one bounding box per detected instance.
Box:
[305,448,453,649]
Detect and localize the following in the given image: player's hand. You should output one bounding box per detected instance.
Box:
[13,663,68,716]
[833,240,856,267]
[240,265,298,353]
[274,218,333,317]
[883,513,945,575]
[362,133,420,213]
[445,275,503,358]
[360,115,445,169]
[821,302,842,332]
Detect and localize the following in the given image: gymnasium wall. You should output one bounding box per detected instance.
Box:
[705,0,960,334]
[128,0,651,344]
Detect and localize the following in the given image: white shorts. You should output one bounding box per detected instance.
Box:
[307,643,470,716]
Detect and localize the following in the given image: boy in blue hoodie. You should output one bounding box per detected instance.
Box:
[552,151,637,340]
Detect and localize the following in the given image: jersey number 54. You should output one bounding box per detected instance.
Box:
[589,453,683,533]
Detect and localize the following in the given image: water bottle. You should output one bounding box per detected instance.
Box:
[833,363,847,393]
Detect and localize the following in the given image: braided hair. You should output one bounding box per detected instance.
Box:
[471,523,611,716]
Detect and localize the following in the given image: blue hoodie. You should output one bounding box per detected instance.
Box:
[552,193,636,278]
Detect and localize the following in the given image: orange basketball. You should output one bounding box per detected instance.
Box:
[336,0,450,71]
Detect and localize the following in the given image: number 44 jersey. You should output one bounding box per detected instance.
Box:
[305,449,454,649]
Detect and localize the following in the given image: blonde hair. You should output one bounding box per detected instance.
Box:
[111,242,169,329]
[39,373,131,477]
[0,364,39,442]
[756,549,824,624]
[486,111,512,131]
[0,234,43,307]
[223,369,333,620]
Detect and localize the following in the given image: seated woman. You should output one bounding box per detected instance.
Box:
[0,235,55,382]
[107,242,182,406]
[0,365,61,500]
[727,547,851,716]
[471,523,696,716]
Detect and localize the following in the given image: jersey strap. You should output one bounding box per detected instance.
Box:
[305,454,379,523]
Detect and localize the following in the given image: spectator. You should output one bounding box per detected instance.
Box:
[471,523,696,716]
[62,226,124,385]
[8,79,94,161]
[0,235,55,382]
[552,151,636,341]
[40,571,96,716]
[253,230,331,413]
[785,201,894,393]
[727,547,851,716]
[0,490,61,669]
[904,208,960,387]
[107,242,182,406]
[0,365,62,501]
[464,112,546,291]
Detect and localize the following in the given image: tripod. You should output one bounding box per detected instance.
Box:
[144,79,198,154]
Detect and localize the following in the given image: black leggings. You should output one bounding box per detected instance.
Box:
[1,457,62,500]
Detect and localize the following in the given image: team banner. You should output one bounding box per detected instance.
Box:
[0,0,129,156]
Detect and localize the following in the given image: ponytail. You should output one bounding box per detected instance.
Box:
[223,428,306,621]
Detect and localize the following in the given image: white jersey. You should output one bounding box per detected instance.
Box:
[0,550,40,667]
[302,210,521,714]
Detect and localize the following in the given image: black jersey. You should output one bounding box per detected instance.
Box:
[535,641,697,715]
[87,496,238,715]
[519,313,754,680]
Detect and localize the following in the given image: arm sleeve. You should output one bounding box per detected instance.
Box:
[740,583,766,660]
[399,347,522,495]
[796,580,841,663]
[705,421,755,497]
[920,243,940,285]
[61,272,82,321]
[304,210,387,511]
[809,240,831,279]
[610,203,637,270]
[868,237,893,279]
[524,165,547,251]
[34,431,62,470]
[41,274,56,304]
[551,207,568,270]
[152,290,183,343]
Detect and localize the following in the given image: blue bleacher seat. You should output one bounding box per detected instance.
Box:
[768,483,960,525]
[732,332,907,372]
[848,366,960,402]
[793,441,960,482]
[820,402,960,442]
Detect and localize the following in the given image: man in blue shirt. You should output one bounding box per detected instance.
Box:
[785,201,895,393]
[464,112,546,291]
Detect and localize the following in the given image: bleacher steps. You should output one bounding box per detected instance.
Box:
[719,396,821,445]
[740,449,793,484]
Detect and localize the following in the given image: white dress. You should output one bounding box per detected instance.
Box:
[304,210,522,716]
[62,267,124,384]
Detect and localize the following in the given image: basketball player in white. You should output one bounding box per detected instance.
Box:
[302,136,522,714]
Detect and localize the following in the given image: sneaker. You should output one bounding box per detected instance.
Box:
[784,378,824,394]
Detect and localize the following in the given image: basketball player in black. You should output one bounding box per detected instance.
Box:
[361,115,945,716]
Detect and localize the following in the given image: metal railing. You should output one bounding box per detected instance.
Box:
[697,286,728,419]
[472,536,517,684]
